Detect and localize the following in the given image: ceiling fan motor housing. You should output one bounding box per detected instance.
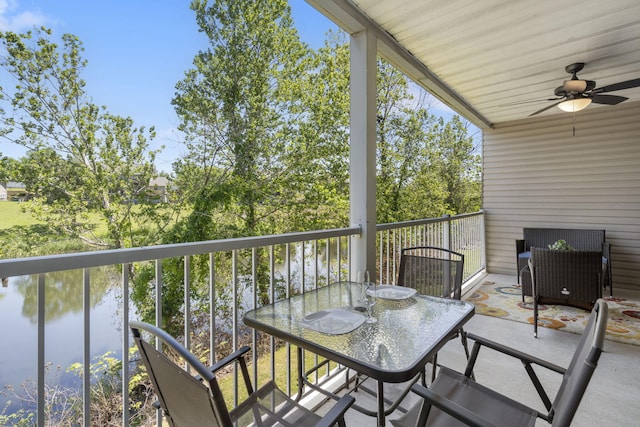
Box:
[563,79,587,93]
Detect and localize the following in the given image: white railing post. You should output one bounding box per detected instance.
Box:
[37,274,45,427]
[442,214,451,251]
[82,268,90,427]
[121,265,130,427]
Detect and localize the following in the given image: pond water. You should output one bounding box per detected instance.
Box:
[0,270,126,414]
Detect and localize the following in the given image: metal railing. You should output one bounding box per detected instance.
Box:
[0,211,485,426]
[377,212,485,285]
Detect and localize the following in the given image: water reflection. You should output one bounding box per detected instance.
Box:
[0,267,122,414]
[12,267,116,323]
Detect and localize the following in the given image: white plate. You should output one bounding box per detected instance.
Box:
[367,285,417,300]
[299,308,365,335]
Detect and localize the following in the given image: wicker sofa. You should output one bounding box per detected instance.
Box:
[516,228,611,301]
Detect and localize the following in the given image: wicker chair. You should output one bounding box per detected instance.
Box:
[516,228,611,300]
[528,247,603,337]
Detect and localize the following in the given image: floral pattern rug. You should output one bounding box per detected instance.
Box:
[464,280,640,346]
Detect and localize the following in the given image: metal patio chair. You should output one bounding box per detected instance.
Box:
[397,246,469,383]
[391,299,608,427]
[130,321,354,427]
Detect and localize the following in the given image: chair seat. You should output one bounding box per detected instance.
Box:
[232,380,322,427]
[518,251,531,259]
[392,367,537,427]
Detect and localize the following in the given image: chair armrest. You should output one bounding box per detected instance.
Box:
[206,345,254,395]
[208,345,251,374]
[464,332,565,412]
[314,395,355,427]
[466,333,566,375]
[516,239,525,254]
[411,383,496,427]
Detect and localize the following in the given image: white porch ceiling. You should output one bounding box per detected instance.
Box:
[307,0,640,129]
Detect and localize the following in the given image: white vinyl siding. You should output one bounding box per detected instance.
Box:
[483,100,640,291]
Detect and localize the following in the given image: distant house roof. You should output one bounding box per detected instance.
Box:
[6,182,25,189]
[150,177,169,187]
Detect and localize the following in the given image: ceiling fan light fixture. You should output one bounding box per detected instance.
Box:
[557,97,592,112]
[563,79,587,92]
[530,63,640,117]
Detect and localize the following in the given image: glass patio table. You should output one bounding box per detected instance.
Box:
[243,281,475,427]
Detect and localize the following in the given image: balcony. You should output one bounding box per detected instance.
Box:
[2,1,639,425]
[2,211,638,426]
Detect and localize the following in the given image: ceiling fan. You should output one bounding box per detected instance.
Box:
[529,62,640,116]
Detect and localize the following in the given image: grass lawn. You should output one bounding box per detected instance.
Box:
[0,201,163,242]
[0,201,113,257]
[0,201,43,229]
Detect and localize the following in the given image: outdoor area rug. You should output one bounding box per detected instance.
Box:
[464,279,640,346]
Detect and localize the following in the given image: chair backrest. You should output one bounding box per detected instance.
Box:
[130,321,232,427]
[530,247,602,304]
[397,246,464,300]
[523,228,605,252]
[551,299,608,427]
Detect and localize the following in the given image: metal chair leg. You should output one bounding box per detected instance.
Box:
[460,328,474,380]
[431,353,438,383]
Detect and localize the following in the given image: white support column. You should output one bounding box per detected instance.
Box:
[349,30,377,280]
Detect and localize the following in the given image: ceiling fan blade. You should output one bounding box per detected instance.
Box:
[591,94,628,105]
[554,86,567,97]
[529,101,562,116]
[595,78,640,93]
[585,80,596,91]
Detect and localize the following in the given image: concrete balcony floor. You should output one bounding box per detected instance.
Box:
[317,274,640,426]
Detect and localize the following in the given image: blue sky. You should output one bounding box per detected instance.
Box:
[1,1,467,172]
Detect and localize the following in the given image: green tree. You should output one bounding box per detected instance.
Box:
[298,37,479,224]
[0,154,20,184]
[375,60,447,223]
[173,0,312,237]
[0,27,162,249]
[137,0,315,332]
[375,61,482,221]
[288,30,351,229]
[430,115,481,214]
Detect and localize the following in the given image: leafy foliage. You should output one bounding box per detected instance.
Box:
[1,351,153,426]
[549,239,574,251]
